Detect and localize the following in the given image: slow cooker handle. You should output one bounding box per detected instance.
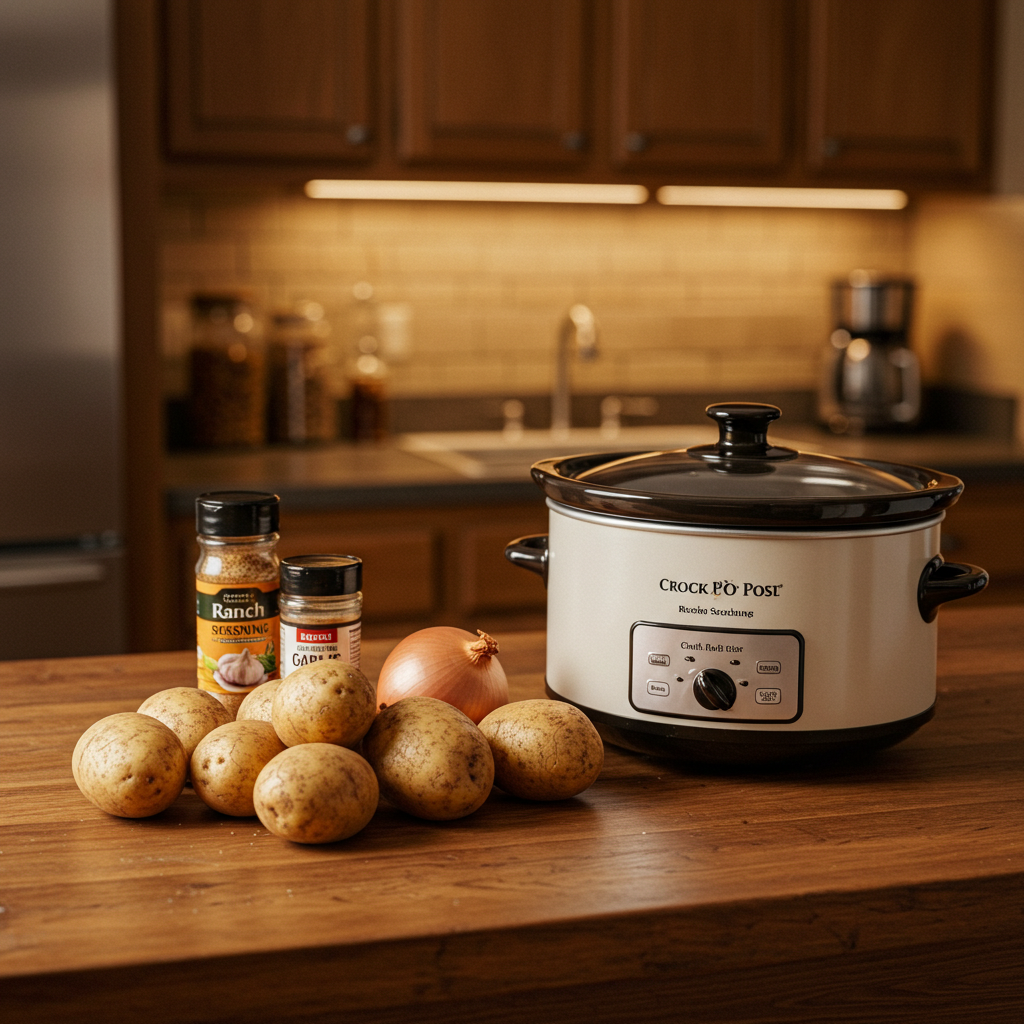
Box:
[918,555,989,622]
[505,534,549,587]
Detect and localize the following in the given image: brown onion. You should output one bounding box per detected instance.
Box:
[376,627,509,724]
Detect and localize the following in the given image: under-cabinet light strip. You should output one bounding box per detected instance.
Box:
[305,179,649,204]
[306,180,908,209]
[656,185,908,209]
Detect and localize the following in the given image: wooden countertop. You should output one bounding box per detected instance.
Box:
[2,606,1022,1024]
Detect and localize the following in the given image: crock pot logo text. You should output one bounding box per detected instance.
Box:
[659,579,783,598]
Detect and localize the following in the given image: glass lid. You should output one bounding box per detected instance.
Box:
[531,403,964,529]
[579,405,916,499]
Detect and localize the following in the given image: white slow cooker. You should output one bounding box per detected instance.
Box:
[506,403,988,763]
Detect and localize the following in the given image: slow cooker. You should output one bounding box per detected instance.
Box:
[505,403,988,763]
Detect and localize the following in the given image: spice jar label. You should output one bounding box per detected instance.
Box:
[196,580,280,693]
[281,619,361,675]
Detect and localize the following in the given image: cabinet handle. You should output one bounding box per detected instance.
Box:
[822,137,841,158]
[346,124,370,145]
[624,132,649,153]
[561,131,586,152]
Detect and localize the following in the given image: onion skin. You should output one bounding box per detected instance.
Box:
[376,627,509,724]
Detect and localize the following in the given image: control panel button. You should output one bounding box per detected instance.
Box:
[692,668,736,710]
[648,653,670,667]
[757,660,782,674]
[647,680,670,696]
[755,688,782,704]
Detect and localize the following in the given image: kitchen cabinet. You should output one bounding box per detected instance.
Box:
[806,0,993,181]
[164,0,375,160]
[165,477,1022,655]
[396,0,589,166]
[169,501,548,649]
[157,0,996,190]
[610,0,790,172]
[940,481,1024,606]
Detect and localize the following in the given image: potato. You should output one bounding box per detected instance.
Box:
[191,720,286,816]
[253,743,378,844]
[210,692,245,719]
[363,696,494,821]
[72,712,187,817]
[271,662,375,748]
[137,687,233,762]
[478,700,604,801]
[235,680,282,723]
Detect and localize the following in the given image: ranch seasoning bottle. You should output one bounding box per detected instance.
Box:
[279,555,362,675]
[195,492,280,695]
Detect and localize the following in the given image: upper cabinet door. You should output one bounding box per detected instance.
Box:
[610,0,789,171]
[806,0,994,180]
[164,0,374,160]
[396,0,588,165]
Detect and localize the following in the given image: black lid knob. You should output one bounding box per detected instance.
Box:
[706,403,781,456]
[693,668,737,711]
[686,403,797,467]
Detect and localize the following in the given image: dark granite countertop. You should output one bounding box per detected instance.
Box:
[164,428,1023,517]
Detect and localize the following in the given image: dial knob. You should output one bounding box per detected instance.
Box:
[693,668,737,711]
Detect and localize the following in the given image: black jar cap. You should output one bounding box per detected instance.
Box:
[196,492,280,537]
[280,555,362,596]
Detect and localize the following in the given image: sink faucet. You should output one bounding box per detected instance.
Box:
[552,304,598,433]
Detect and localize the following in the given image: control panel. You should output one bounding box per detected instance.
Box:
[629,621,803,724]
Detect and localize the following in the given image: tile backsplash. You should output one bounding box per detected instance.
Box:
[160,194,912,404]
[911,195,1024,443]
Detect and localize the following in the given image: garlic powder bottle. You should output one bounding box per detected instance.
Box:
[195,492,280,695]
[279,555,362,675]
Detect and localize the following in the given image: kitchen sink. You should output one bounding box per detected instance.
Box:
[399,426,718,479]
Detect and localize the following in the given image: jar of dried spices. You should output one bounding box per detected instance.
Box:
[268,305,337,444]
[195,492,280,696]
[188,295,267,448]
[279,555,362,676]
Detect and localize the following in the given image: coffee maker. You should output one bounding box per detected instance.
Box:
[818,271,920,434]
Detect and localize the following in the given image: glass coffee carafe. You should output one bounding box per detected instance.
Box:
[818,271,920,435]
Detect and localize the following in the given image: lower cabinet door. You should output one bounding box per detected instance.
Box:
[277,525,437,622]
[458,521,548,615]
[939,482,1024,605]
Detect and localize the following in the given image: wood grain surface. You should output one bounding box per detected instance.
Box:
[1,607,1021,1024]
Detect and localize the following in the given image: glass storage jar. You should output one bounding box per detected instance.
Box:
[268,305,336,444]
[279,555,363,674]
[188,295,267,448]
[195,492,281,697]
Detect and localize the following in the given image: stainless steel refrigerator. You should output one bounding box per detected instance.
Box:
[0,0,125,659]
